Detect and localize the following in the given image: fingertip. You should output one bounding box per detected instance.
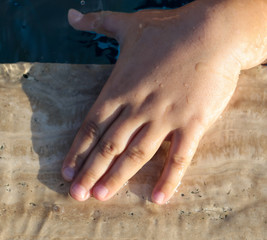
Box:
[68,9,84,25]
[70,184,90,202]
[152,177,182,205]
[152,191,166,205]
[93,184,109,201]
[62,166,75,182]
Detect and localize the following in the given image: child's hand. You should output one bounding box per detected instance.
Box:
[62,0,267,204]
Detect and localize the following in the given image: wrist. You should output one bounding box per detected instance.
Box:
[201,0,267,69]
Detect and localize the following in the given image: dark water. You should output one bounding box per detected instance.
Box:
[0,0,193,64]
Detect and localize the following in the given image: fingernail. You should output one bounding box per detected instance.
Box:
[94,185,109,199]
[153,191,165,204]
[71,184,89,200]
[69,9,83,22]
[63,167,75,181]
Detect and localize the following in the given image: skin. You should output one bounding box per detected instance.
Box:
[61,0,267,204]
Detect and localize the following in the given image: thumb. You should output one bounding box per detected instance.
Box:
[68,9,129,41]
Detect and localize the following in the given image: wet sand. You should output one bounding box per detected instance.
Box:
[0,63,266,239]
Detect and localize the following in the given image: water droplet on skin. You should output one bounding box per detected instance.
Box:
[183,82,189,88]
[164,200,170,205]
[175,181,181,193]
[123,181,129,187]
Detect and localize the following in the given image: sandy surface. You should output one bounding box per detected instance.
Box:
[0,63,266,240]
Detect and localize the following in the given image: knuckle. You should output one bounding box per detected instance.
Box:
[189,115,207,130]
[98,140,118,158]
[125,147,146,164]
[82,170,99,184]
[171,155,188,169]
[82,121,99,140]
[106,174,122,188]
[164,180,178,192]
[74,153,87,165]
[138,93,157,114]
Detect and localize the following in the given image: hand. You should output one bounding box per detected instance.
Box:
[62,0,267,204]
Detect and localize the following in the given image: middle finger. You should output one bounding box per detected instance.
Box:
[92,122,168,201]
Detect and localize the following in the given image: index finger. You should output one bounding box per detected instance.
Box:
[61,100,123,181]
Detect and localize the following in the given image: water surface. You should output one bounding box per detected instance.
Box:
[0,0,193,64]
